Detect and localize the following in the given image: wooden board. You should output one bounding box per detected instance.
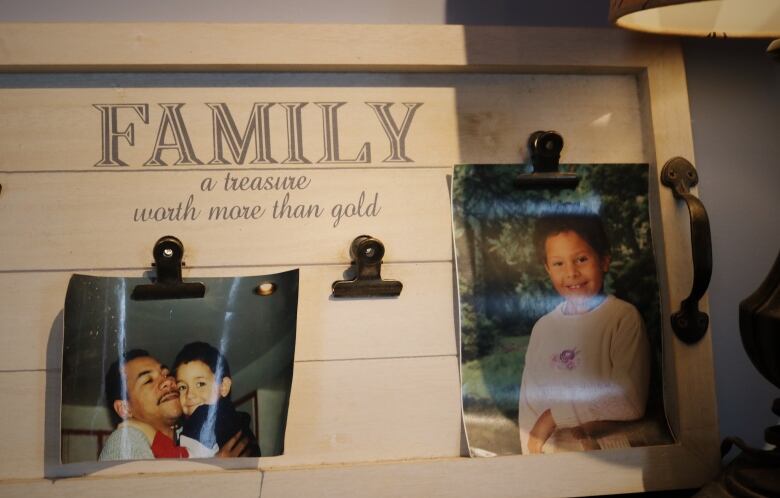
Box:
[0,263,457,371]
[0,86,460,171]
[0,77,644,171]
[0,444,713,498]
[0,75,644,270]
[0,23,719,497]
[0,471,262,498]
[0,357,461,480]
[0,24,655,71]
[259,446,713,498]
[0,170,453,269]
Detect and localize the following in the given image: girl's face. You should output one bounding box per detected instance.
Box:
[544,230,610,310]
[175,360,231,416]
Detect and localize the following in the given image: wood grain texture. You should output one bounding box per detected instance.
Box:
[0,75,645,171]
[0,356,461,480]
[260,444,712,498]
[637,41,720,469]
[0,263,457,371]
[0,169,453,270]
[0,471,262,498]
[266,356,462,468]
[0,371,58,480]
[0,442,713,498]
[0,23,719,496]
[0,24,659,72]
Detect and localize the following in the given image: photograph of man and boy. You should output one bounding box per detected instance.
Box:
[61,269,298,463]
[453,164,673,456]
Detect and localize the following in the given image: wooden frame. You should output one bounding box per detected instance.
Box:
[0,23,718,497]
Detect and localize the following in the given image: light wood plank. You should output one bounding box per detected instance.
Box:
[0,169,453,270]
[293,263,458,362]
[264,355,462,468]
[0,263,457,371]
[0,371,58,479]
[0,274,65,372]
[638,42,720,469]
[0,471,262,498]
[0,441,715,498]
[0,23,719,495]
[0,24,658,72]
[0,442,715,498]
[0,86,458,171]
[0,74,645,171]
[260,444,714,498]
[0,356,461,479]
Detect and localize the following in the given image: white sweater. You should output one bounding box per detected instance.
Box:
[518,295,650,454]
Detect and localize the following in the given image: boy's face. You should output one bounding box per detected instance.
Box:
[175,360,231,416]
[544,230,610,304]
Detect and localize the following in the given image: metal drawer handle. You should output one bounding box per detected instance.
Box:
[661,157,712,344]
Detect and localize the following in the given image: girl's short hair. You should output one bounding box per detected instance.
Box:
[534,213,611,264]
[173,341,232,379]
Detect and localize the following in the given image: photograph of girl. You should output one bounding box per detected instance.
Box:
[452,164,673,456]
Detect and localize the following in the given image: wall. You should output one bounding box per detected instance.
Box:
[683,38,780,447]
[0,0,777,450]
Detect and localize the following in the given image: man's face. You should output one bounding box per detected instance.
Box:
[544,230,610,305]
[120,356,182,430]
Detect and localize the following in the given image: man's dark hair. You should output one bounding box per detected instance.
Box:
[173,341,232,384]
[534,213,611,264]
[104,349,151,425]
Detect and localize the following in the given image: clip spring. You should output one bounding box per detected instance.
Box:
[517,130,579,189]
[131,236,205,300]
[332,235,402,298]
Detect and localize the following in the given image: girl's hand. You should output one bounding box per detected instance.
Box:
[528,409,556,454]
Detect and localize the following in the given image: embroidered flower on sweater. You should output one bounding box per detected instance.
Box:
[551,348,581,370]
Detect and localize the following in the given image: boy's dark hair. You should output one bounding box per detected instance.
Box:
[173,341,232,382]
[534,213,611,264]
[104,348,151,426]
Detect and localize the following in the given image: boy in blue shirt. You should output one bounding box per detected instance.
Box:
[174,341,261,457]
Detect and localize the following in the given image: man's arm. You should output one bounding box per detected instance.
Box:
[216,431,251,458]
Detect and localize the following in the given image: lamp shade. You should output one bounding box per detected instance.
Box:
[609,0,780,38]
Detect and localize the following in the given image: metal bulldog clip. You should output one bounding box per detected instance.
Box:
[131,235,206,300]
[331,235,403,298]
[517,130,580,189]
